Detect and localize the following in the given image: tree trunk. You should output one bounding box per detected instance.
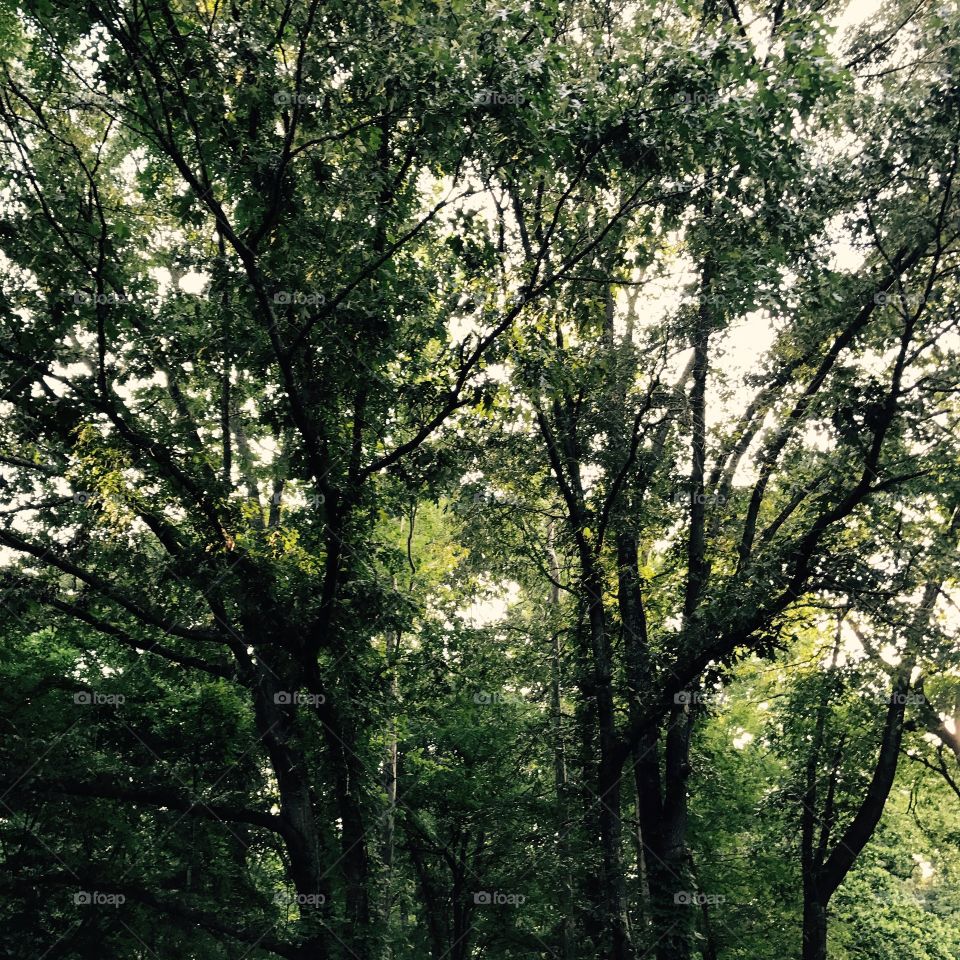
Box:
[616,528,662,940]
[653,706,694,960]
[249,652,331,955]
[547,524,576,960]
[584,563,632,960]
[379,628,400,958]
[801,893,828,960]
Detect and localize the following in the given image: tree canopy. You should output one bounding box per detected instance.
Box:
[1,0,960,959]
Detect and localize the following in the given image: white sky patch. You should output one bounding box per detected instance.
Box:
[825,213,867,273]
[732,728,755,750]
[833,0,887,50]
[715,309,778,387]
[462,580,520,627]
[151,266,209,297]
[180,271,208,294]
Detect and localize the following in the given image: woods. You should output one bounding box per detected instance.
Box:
[1,0,960,957]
